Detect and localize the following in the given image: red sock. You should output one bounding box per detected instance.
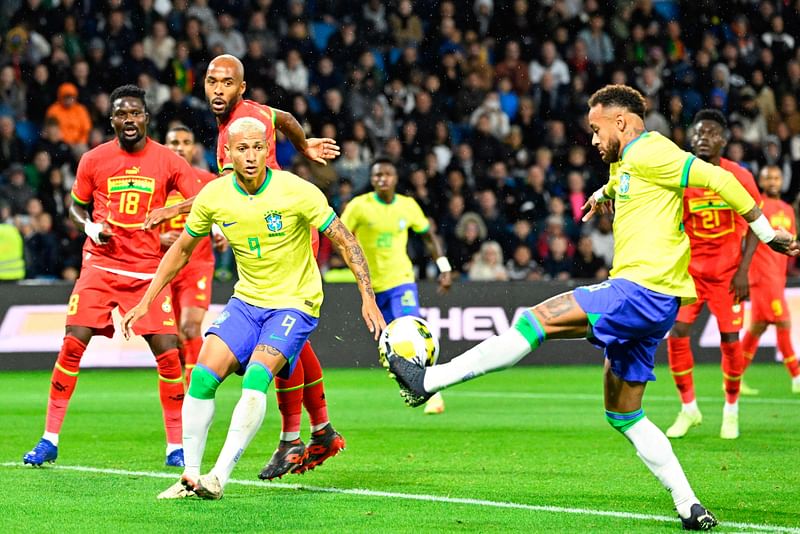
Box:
[182,337,203,386]
[300,342,329,427]
[45,335,87,434]
[721,340,743,404]
[155,348,184,444]
[741,330,760,372]
[275,357,304,435]
[667,336,695,403]
[777,328,800,378]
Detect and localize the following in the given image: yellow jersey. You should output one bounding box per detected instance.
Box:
[341,192,429,293]
[602,131,756,304]
[185,170,335,316]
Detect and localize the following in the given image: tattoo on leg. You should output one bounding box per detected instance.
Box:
[538,294,575,321]
[254,344,284,358]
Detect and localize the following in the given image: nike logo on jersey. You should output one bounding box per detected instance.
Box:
[222,221,237,227]
[269,333,288,341]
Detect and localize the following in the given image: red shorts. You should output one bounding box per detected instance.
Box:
[65,265,177,337]
[676,275,743,333]
[171,261,214,320]
[749,284,790,324]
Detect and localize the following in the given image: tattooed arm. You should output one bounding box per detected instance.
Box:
[323,216,386,338]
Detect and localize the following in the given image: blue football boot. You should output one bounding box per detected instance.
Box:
[23,438,58,466]
[166,448,185,467]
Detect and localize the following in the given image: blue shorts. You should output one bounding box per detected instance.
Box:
[573,279,679,383]
[206,297,318,378]
[376,283,420,324]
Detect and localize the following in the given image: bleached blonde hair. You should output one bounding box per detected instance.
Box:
[228,117,267,138]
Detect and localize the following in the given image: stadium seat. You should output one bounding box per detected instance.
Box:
[15,120,39,150]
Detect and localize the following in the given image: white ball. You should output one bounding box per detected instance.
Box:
[378,315,439,368]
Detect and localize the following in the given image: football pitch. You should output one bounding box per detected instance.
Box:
[2,363,799,533]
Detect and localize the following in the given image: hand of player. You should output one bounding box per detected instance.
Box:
[362,298,386,341]
[767,228,800,256]
[213,232,229,252]
[160,230,180,249]
[121,303,148,340]
[143,205,179,231]
[729,268,750,302]
[437,271,453,295]
[85,221,113,245]
[303,138,341,166]
[581,193,614,223]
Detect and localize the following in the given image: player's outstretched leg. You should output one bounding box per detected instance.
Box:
[388,311,540,406]
[719,340,743,439]
[666,335,702,439]
[23,333,88,466]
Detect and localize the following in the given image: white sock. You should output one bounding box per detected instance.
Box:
[182,394,215,480]
[681,400,699,413]
[166,443,182,455]
[424,329,531,392]
[280,431,300,441]
[792,375,800,386]
[310,422,329,432]
[623,417,698,518]
[723,401,738,415]
[43,431,59,446]
[210,389,266,487]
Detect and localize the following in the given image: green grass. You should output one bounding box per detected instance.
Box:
[2,364,799,533]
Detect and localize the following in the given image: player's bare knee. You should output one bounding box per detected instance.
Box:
[146,333,179,355]
[669,321,691,338]
[181,321,202,340]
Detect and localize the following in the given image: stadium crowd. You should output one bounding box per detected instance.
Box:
[1,0,800,282]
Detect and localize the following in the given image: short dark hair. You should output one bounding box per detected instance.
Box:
[109,84,147,113]
[588,84,647,119]
[692,108,727,130]
[371,156,396,168]
[166,124,193,136]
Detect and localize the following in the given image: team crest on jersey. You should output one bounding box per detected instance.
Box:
[398,218,407,230]
[619,173,631,194]
[161,295,172,314]
[197,276,207,290]
[264,211,286,237]
[210,311,230,327]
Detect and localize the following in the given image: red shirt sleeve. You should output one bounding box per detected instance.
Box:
[71,152,94,205]
[171,151,204,199]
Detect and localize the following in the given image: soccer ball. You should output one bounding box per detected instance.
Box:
[378,315,439,368]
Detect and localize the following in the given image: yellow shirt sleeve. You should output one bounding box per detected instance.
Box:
[298,179,336,231]
[686,157,757,216]
[184,184,215,237]
[407,197,430,233]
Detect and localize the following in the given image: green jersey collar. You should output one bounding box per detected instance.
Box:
[233,168,272,196]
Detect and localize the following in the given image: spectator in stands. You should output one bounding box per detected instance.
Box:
[494,40,530,95]
[468,240,509,281]
[1,164,35,215]
[0,214,25,280]
[730,86,769,147]
[450,211,487,275]
[577,13,615,68]
[0,65,26,120]
[45,83,91,154]
[0,116,26,174]
[506,244,543,281]
[334,139,370,193]
[24,149,51,192]
[362,0,390,46]
[529,40,570,89]
[588,213,614,268]
[143,18,176,72]
[24,210,58,279]
[207,12,246,58]
[276,49,309,94]
[571,235,609,280]
[470,92,510,141]
[390,0,423,48]
[541,235,571,281]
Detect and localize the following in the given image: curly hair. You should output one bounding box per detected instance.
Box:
[109,84,147,113]
[692,108,727,129]
[588,85,647,119]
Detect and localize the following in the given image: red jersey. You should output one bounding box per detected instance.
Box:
[216,99,279,172]
[750,197,795,288]
[71,139,202,273]
[682,158,761,280]
[161,167,218,266]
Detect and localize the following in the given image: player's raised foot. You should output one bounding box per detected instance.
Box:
[386,354,433,407]
[22,438,58,466]
[165,448,185,467]
[193,473,223,500]
[666,410,702,438]
[423,392,445,414]
[157,476,196,500]
[295,424,345,474]
[680,503,718,530]
[258,439,307,480]
[720,412,739,439]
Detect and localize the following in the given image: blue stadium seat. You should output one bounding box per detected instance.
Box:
[312,22,337,52]
[15,120,39,150]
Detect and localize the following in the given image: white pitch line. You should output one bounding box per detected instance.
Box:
[450,391,800,405]
[3,463,798,533]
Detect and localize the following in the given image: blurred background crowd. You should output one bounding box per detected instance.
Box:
[1,0,800,283]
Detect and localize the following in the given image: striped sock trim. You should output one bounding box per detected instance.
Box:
[159,374,184,384]
[303,377,323,388]
[275,383,304,393]
[195,363,223,383]
[605,409,645,433]
[743,352,755,361]
[513,310,546,349]
[722,374,742,382]
[670,368,693,377]
[185,363,196,369]
[784,355,797,364]
[55,362,79,377]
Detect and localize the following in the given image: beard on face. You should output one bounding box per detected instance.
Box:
[602,137,621,163]
[117,128,144,150]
